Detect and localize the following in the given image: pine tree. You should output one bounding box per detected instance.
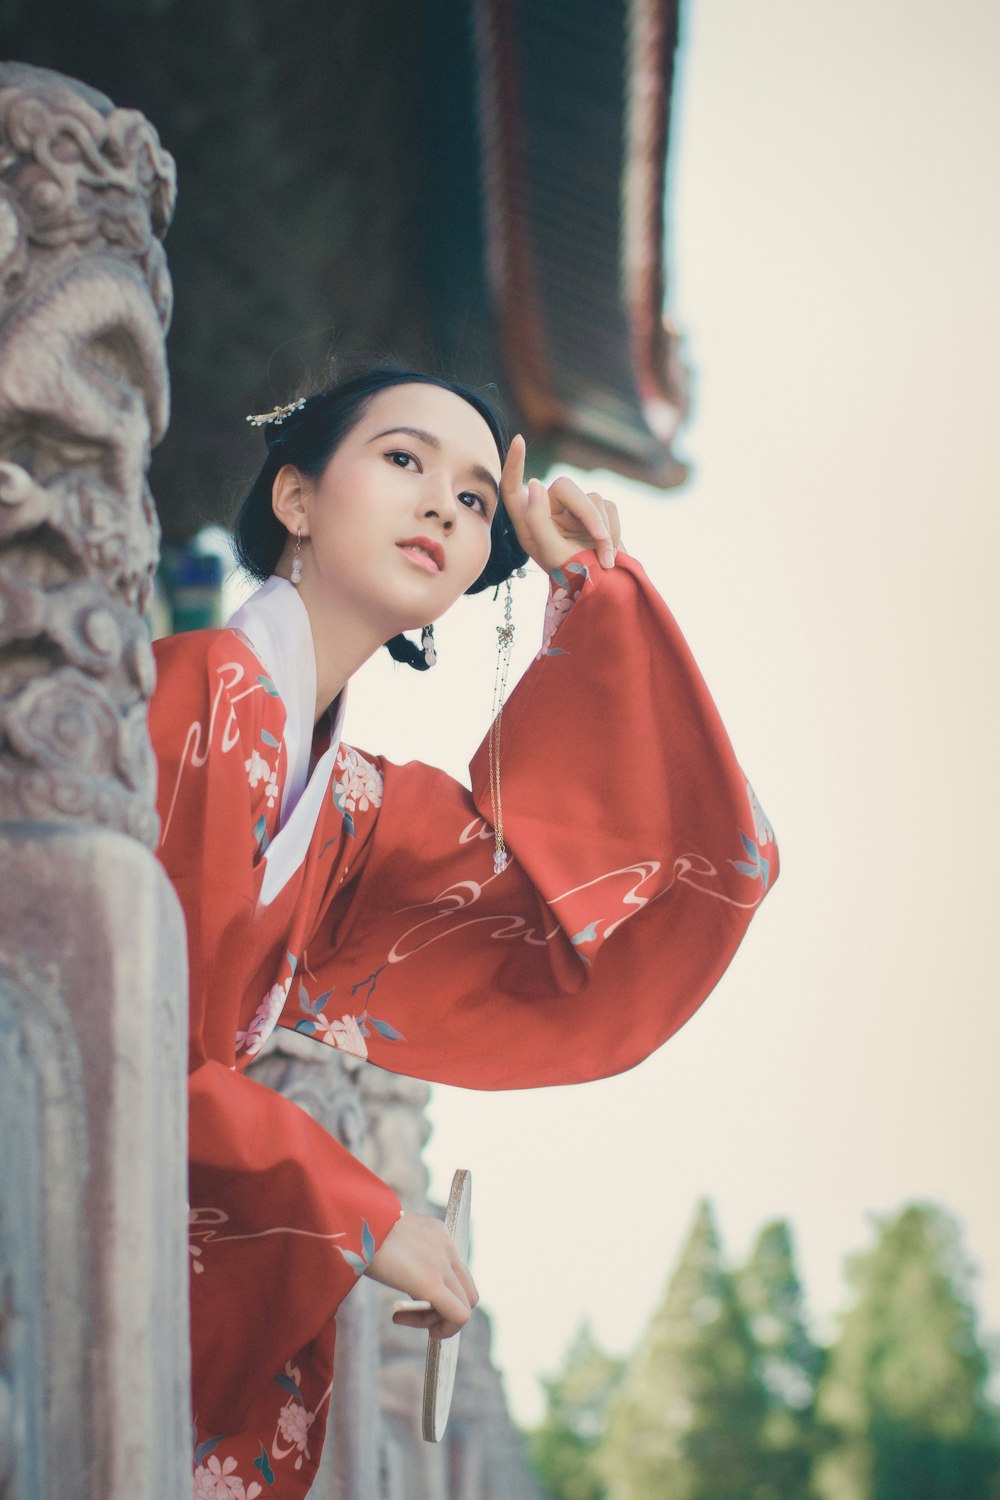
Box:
[814,1202,1000,1500]
[529,1323,624,1500]
[601,1200,767,1499]
[737,1219,824,1499]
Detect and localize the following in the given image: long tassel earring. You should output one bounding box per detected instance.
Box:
[487,578,517,875]
[291,528,303,587]
[420,624,437,668]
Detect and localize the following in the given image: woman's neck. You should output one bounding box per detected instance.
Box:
[284,570,394,724]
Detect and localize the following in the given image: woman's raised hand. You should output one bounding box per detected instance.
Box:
[500,433,622,573]
[365,1211,478,1339]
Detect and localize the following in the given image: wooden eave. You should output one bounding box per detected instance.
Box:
[473,0,688,488]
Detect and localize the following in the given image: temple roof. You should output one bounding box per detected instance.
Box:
[472,0,687,486]
[0,0,687,540]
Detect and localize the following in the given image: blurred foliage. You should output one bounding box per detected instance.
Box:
[530,1323,624,1500]
[737,1220,826,1499]
[813,1203,1000,1500]
[600,1200,767,1499]
[528,1200,999,1500]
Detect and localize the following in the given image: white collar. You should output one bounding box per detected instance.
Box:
[227,576,347,906]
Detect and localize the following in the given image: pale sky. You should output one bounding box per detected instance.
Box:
[335,0,1000,1424]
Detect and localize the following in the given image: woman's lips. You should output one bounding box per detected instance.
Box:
[396,537,444,572]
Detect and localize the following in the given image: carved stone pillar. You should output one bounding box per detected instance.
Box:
[0,63,188,1499]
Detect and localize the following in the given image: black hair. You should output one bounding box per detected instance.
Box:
[232,362,528,671]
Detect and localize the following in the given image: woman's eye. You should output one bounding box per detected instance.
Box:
[387,450,417,469]
[459,491,488,516]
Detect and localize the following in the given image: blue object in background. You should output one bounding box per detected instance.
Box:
[157,544,225,635]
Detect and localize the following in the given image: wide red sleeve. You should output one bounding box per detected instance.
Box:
[150,631,401,1434]
[302,551,778,1089]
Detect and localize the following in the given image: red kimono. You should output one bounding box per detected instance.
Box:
[150,551,777,1499]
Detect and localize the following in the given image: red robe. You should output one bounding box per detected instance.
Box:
[150,551,777,1498]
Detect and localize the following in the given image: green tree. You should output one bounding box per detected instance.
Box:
[529,1323,624,1500]
[814,1202,1000,1500]
[601,1200,767,1500]
[737,1219,824,1499]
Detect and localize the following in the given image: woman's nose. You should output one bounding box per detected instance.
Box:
[420,476,458,530]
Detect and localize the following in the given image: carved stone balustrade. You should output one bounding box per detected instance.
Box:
[251,1034,544,1498]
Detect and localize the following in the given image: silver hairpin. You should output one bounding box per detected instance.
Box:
[246,397,307,428]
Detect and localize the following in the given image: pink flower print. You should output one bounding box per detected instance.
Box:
[277,1400,315,1467]
[191,1454,262,1500]
[538,584,575,658]
[235,978,291,1058]
[245,749,270,789]
[331,1013,368,1057]
[335,746,384,814]
[312,1012,369,1059]
[263,770,280,808]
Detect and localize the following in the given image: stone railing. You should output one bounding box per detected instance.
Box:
[250,1036,545,1500]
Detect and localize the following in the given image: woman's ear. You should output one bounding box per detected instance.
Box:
[271,463,309,538]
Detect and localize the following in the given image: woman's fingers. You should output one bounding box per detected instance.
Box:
[453,1258,479,1308]
[548,476,609,535]
[593,493,622,558]
[391,1270,473,1338]
[392,1263,477,1338]
[548,476,616,568]
[499,438,623,573]
[393,1307,467,1339]
[499,434,528,519]
[389,1304,469,1338]
[499,434,535,555]
[368,1211,477,1340]
[392,1280,471,1338]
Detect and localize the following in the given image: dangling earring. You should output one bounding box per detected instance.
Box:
[290,528,303,586]
[420,623,437,668]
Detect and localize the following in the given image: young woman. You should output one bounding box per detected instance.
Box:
[150,365,778,1499]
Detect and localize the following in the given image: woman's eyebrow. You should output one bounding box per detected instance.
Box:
[368,425,500,502]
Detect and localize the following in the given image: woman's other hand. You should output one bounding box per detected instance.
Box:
[365,1212,478,1339]
[501,433,622,573]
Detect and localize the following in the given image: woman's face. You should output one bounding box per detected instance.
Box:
[284,383,502,635]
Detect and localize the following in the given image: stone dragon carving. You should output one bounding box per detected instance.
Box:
[0,63,174,844]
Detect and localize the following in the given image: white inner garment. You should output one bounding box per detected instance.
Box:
[227,576,347,907]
